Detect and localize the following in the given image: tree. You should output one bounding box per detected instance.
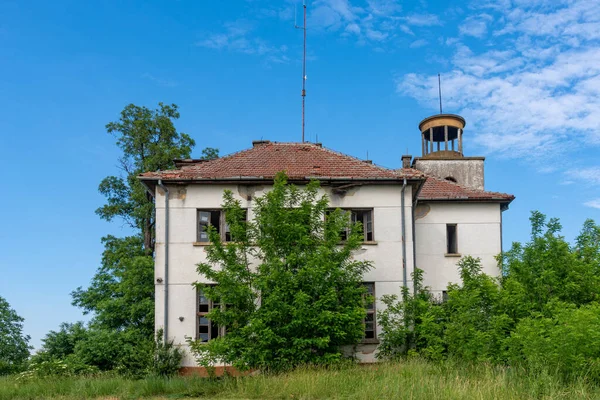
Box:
[68,103,217,375]
[72,235,154,336]
[200,147,219,161]
[0,296,30,374]
[96,102,195,253]
[35,321,88,362]
[188,172,372,371]
[74,103,216,335]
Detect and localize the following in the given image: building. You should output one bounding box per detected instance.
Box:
[139,114,514,368]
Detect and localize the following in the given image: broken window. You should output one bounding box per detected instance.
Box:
[197,209,247,243]
[197,287,225,342]
[363,282,376,340]
[329,209,374,242]
[446,224,458,254]
[442,290,449,302]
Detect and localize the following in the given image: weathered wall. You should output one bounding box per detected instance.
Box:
[154,183,416,366]
[414,202,502,298]
[413,158,485,190]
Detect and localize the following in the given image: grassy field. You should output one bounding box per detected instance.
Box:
[1,359,599,400]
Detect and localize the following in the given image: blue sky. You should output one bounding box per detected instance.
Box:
[1,0,599,349]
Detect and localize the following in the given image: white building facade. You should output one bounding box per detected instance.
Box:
[140,114,514,370]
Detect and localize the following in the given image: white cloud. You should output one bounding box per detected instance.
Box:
[141,73,178,88]
[402,13,442,26]
[410,39,428,48]
[396,0,600,167]
[565,168,600,186]
[459,14,493,38]
[309,0,422,44]
[196,21,289,62]
[584,199,600,209]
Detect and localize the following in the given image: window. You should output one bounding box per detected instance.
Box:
[197,287,224,342]
[363,282,376,340]
[197,209,247,243]
[442,290,449,302]
[446,224,458,254]
[330,209,374,242]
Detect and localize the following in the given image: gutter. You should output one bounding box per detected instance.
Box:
[401,178,407,291]
[157,180,169,343]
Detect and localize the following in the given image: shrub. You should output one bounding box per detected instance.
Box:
[150,329,183,377]
[506,302,600,381]
[188,173,372,372]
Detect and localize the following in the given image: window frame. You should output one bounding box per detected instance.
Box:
[196,209,247,243]
[196,286,225,342]
[362,282,378,343]
[446,223,458,255]
[329,208,375,243]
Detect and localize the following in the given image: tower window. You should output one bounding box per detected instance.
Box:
[446,224,458,254]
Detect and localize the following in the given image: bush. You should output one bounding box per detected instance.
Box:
[188,173,372,372]
[378,212,600,383]
[506,302,600,381]
[150,329,183,377]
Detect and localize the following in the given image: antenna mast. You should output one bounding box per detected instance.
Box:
[438,73,443,114]
[295,1,307,142]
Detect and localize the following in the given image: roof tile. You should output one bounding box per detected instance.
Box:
[418,175,514,202]
[139,142,424,181]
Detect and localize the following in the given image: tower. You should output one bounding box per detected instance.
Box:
[412,114,485,190]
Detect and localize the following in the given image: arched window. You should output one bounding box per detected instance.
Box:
[445,176,457,183]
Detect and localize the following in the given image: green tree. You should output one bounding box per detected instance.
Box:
[188,172,372,371]
[34,322,88,362]
[96,102,195,253]
[0,296,30,375]
[68,103,217,375]
[72,235,154,336]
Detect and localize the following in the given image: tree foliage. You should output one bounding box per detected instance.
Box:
[72,235,154,336]
[60,103,214,376]
[378,212,600,382]
[0,296,30,375]
[97,102,195,253]
[188,172,372,371]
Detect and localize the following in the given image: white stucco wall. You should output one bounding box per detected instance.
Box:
[154,182,416,366]
[414,202,502,298]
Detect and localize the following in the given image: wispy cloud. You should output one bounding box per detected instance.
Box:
[459,14,492,38]
[401,13,442,27]
[309,0,438,44]
[196,21,289,63]
[396,0,600,168]
[410,39,428,48]
[141,73,178,88]
[565,167,600,186]
[584,199,600,209]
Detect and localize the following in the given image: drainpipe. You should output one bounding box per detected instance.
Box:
[401,178,407,290]
[157,180,169,343]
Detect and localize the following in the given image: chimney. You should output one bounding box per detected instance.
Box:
[364,160,373,164]
[402,155,412,169]
[252,140,270,147]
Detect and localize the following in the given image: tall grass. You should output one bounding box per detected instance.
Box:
[2,359,599,399]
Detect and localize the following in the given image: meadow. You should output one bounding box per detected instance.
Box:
[2,359,599,400]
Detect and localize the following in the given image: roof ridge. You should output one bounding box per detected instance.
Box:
[315,143,401,174]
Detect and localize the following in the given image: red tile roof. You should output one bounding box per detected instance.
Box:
[139,141,514,204]
[418,175,514,202]
[139,142,424,181]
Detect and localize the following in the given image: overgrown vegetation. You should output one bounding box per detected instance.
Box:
[378,212,600,383]
[22,103,213,378]
[3,359,600,400]
[0,296,31,375]
[188,172,372,372]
